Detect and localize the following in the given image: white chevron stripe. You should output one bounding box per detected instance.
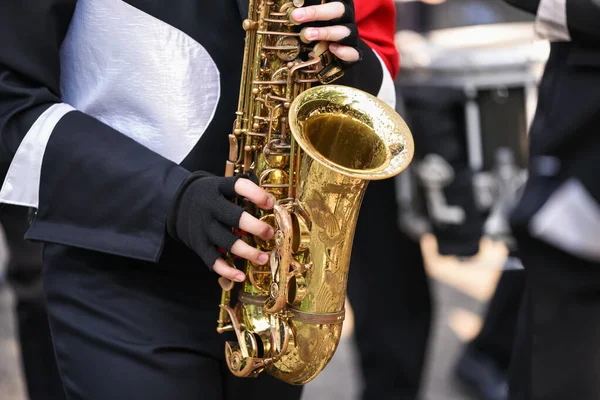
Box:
[0,104,75,208]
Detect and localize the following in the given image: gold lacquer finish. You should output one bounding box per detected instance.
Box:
[217,0,414,385]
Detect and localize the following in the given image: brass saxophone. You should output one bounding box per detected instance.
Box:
[217,0,414,385]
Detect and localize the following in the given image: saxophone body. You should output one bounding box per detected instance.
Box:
[217,0,414,385]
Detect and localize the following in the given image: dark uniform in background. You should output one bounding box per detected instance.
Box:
[502,1,600,399]
[348,4,432,400]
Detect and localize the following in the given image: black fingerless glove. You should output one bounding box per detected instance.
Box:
[299,0,362,69]
[166,171,247,270]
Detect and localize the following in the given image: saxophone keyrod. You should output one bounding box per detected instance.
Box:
[263,18,288,23]
[243,147,252,172]
[257,31,300,37]
[217,283,233,333]
[268,95,290,103]
[269,12,287,16]
[245,131,267,137]
[216,324,233,334]
[262,45,298,51]
[295,78,319,83]
[253,80,287,85]
[261,183,290,188]
[265,151,290,157]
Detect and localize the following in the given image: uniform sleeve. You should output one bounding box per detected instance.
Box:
[505,0,600,41]
[534,0,571,41]
[352,0,398,108]
[354,0,400,79]
[0,0,190,262]
[565,0,600,41]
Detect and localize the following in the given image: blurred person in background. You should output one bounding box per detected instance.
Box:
[0,204,66,400]
[500,1,600,399]
[348,2,434,400]
[348,1,489,399]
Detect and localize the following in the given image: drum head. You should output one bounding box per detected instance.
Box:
[396,22,550,73]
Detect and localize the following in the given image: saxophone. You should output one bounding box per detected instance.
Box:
[217,0,414,385]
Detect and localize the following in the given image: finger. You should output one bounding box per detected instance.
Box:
[290,2,345,25]
[217,176,239,198]
[230,240,270,266]
[329,43,360,63]
[239,211,275,241]
[207,220,240,251]
[213,196,245,228]
[213,258,246,282]
[300,25,351,44]
[234,178,275,210]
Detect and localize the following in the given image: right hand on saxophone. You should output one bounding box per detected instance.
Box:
[165,2,361,284]
[290,0,362,67]
[166,171,275,282]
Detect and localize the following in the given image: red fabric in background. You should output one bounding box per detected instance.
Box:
[354,0,400,79]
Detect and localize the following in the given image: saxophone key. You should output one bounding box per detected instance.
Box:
[228,134,238,161]
[225,161,235,177]
[242,19,258,31]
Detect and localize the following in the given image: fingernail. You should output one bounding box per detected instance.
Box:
[258,253,269,264]
[235,273,246,282]
[267,195,275,208]
[330,43,339,51]
[305,28,318,40]
[292,9,306,21]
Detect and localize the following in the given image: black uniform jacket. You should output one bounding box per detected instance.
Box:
[506,0,600,68]
[506,0,600,41]
[0,0,389,277]
[504,0,600,264]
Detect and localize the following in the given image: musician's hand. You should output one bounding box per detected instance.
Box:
[167,171,275,282]
[213,178,276,282]
[290,1,361,65]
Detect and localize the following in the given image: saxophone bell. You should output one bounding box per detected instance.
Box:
[289,84,414,180]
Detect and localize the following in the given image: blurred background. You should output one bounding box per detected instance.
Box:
[0,0,549,399]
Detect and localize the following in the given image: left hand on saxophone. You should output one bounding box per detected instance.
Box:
[290,0,361,67]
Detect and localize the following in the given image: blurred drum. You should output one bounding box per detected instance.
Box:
[397,22,549,170]
[395,22,550,248]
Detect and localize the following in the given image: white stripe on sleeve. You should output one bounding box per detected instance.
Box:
[530,178,600,263]
[534,0,571,42]
[0,103,75,208]
[373,51,397,110]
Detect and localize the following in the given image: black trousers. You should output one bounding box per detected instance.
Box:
[469,269,525,371]
[347,178,433,400]
[42,241,303,400]
[508,235,600,400]
[1,205,66,400]
[507,42,600,400]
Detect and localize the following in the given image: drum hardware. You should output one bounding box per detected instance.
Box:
[480,148,528,250]
[415,154,466,225]
[395,22,549,254]
[395,166,432,241]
